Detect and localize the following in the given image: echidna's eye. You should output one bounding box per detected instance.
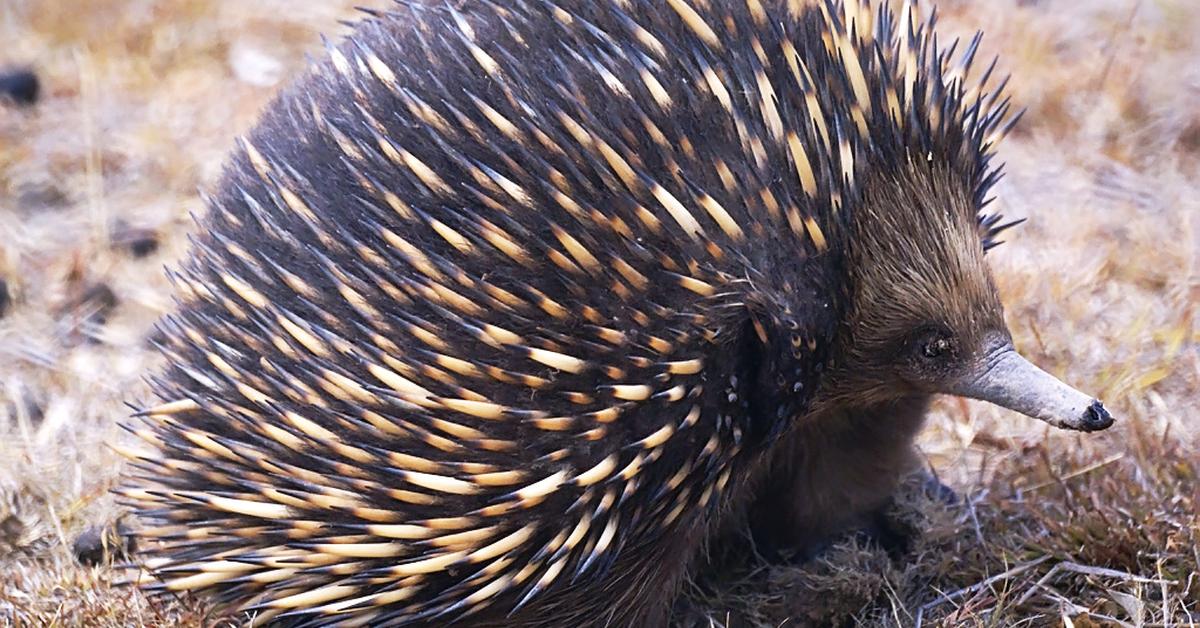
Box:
[922,337,951,359]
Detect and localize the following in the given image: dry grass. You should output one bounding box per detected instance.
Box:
[0,0,1196,626]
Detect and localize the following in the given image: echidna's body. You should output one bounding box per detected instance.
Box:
[119,1,1112,626]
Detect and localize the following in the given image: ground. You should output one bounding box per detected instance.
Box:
[0,0,1196,626]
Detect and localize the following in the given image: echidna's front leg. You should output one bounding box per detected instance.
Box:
[747,397,931,560]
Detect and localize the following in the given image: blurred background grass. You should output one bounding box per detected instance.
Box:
[0,0,1196,626]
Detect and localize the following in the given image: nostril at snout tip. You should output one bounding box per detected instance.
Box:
[1083,400,1114,431]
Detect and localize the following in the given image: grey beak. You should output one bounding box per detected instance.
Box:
[949,348,1114,432]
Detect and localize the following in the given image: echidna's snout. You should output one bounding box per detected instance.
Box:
[948,346,1115,432]
[1081,400,1115,432]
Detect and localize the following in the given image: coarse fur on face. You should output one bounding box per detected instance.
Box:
[814,161,1009,412]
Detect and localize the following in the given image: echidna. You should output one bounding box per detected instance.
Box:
[117,0,1114,625]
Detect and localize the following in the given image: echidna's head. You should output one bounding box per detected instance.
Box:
[818,162,1112,433]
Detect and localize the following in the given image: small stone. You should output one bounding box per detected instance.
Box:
[77,283,118,324]
[0,278,10,318]
[60,283,119,346]
[0,514,24,550]
[110,221,160,258]
[2,386,44,427]
[0,69,39,106]
[1178,118,1200,155]
[73,519,135,565]
[13,180,69,212]
[129,234,160,257]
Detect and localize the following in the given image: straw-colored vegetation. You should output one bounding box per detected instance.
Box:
[1,0,1196,625]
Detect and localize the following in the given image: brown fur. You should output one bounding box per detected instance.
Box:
[747,397,930,555]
